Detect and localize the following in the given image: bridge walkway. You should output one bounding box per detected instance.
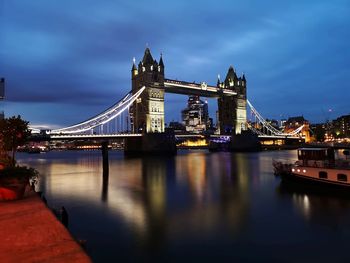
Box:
[0,190,91,262]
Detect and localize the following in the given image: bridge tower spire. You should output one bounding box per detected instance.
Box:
[130,48,165,133]
[217,66,247,135]
[159,53,164,73]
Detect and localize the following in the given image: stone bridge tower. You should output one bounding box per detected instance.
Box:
[130,48,165,133]
[217,66,247,135]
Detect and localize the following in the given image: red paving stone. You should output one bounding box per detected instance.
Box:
[0,190,91,263]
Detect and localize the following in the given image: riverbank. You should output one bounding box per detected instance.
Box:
[0,190,91,262]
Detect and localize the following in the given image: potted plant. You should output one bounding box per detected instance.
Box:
[0,115,38,200]
[0,166,38,200]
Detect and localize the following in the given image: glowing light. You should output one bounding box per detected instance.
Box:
[303,195,310,214]
[178,139,208,147]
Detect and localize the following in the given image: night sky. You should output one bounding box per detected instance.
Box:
[1,0,349,129]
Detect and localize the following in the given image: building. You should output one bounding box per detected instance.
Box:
[332,114,350,138]
[310,123,327,142]
[168,121,185,133]
[280,119,287,129]
[284,116,311,142]
[309,114,350,142]
[181,95,209,133]
[266,119,279,129]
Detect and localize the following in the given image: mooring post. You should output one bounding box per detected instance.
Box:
[102,141,109,176]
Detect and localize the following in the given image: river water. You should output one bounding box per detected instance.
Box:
[17,149,350,262]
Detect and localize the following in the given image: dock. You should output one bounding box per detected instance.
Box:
[0,191,91,263]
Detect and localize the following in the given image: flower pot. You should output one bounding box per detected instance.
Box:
[0,178,28,201]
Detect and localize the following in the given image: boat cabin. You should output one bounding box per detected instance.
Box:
[297,148,335,161]
[297,148,335,167]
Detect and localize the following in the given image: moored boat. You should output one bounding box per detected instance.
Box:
[281,148,350,188]
[272,160,292,176]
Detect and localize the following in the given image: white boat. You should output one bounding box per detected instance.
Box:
[285,148,350,188]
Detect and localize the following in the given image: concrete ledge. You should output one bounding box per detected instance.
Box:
[0,191,91,263]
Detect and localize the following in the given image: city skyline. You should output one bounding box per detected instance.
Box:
[1,0,350,129]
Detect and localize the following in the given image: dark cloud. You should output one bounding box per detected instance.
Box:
[1,0,350,126]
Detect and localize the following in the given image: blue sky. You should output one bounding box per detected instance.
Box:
[1,0,349,129]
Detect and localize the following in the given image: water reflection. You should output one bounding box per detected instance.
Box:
[101,170,108,202]
[167,152,250,238]
[104,158,146,235]
[17,150,350,262]
[185,153,207,201]
[277,181,350,228]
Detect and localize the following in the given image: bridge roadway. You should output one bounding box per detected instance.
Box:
[45,133,302,141]
[49,133,142,140]
[164,79,237,97]
[47,133,205,141]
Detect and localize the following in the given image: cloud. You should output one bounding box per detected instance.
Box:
[1,0,350,127]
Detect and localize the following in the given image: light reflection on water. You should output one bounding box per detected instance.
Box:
[17,149,350,262]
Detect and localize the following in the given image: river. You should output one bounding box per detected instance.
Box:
[17,149,350,262]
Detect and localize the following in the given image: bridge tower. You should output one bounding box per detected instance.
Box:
[130,48,165,133]
[217,67,247,135]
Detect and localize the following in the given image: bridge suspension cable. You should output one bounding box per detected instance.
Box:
[49,87,145,134]
[247,99,304,137]
[246,122,265,136]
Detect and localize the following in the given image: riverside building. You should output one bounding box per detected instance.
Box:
[181,95,209,133]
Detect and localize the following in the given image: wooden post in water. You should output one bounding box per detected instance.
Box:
[102,141,109,176]
[101,141,109,202]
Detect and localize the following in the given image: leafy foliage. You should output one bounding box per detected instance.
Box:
[0,115,31,166]
[0,154,14,167]
[0,165,38,180]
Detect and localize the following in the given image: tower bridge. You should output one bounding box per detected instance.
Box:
[48,48,246,136]
[37,48,306,153]
[130,47,246,135]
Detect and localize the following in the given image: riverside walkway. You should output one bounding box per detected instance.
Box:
[0,191,91,263]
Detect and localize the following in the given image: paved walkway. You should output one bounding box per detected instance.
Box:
[0,190,91,263]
